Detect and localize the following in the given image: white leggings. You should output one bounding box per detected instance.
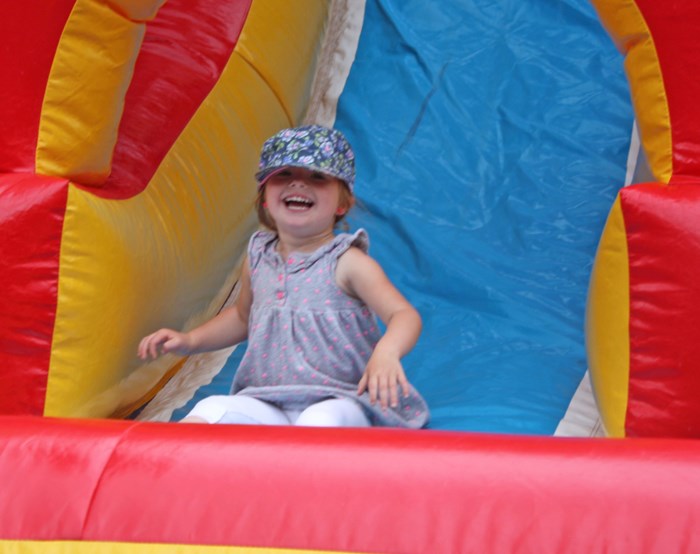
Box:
[185,395,371,427]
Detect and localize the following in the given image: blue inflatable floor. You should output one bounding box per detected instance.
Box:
[174,0,633,434]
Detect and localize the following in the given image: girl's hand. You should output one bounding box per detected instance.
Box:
[357,348,411,410]
[138,328,193,360]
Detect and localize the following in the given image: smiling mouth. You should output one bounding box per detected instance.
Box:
[283,195,315,210]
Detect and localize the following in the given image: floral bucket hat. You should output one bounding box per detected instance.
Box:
[255,125,356,192]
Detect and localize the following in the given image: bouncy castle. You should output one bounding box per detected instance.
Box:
[2,0,700,551]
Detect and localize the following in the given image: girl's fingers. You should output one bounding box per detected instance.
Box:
[389,379,399,408]
[368,375,378,405]
[138,337,152,360]
[357,373,368,395]
[149,335,160,358]
[138,330,179,360]
[378,375,390,409]
[359,363,412,409]
[144,332,166,359]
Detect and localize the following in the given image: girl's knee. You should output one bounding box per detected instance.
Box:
[183,395,230,423]
[295,399,370,427]
[295,406,341,427]
[185,394,292,425]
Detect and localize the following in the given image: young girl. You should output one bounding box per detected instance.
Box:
[138,125,429,428]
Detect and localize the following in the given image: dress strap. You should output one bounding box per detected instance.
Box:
[247,230,277,270]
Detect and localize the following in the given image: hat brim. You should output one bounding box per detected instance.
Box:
[256,164,353,192]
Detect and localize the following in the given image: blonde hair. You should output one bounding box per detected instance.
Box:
[255,182,355,231]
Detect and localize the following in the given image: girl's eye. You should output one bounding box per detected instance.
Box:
[311,172,328,181]
[268,170,291,182]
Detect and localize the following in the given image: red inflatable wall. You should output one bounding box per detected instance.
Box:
[2,417,700,552]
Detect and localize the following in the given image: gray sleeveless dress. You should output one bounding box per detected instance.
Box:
[231,229,429,428]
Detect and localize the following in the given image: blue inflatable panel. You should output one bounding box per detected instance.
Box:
[175,0,633,434]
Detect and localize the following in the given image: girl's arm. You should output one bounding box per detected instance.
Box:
[336,247,422,409]
[138,257,253,360]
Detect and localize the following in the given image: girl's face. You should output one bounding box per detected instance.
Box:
[263,167,346,238]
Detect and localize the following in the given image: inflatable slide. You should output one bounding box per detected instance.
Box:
[2,0,700,551]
